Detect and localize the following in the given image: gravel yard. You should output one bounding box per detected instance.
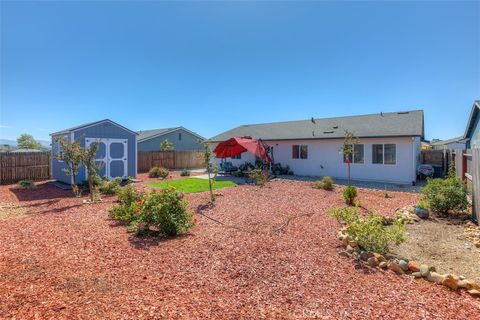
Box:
[1,179,479,319]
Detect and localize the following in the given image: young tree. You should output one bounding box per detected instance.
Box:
[340,130,359,186]
[17,133,42,150]
[160,139,174,151]
[55,137,83,197]
[81,141,103,202]
[200,141,217,202]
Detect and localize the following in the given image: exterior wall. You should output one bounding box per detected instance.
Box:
[52,122,137,184]
[468,115,480,149]
[138,129,204,151]
[51,133,72,185]
[211,136,419,184]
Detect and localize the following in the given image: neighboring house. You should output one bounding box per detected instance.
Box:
[430,136,467,150]
[50,119,137,184]
[209,110,424,184]
[464,100,480,149]
[137,127,205,151]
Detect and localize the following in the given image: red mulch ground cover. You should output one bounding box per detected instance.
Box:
[1,180,479,319]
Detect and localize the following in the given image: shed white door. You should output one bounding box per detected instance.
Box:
[85,138,128,179]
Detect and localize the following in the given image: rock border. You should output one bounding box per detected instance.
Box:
[338,230,480,298]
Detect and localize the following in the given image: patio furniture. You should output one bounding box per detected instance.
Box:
[219,161,238,175]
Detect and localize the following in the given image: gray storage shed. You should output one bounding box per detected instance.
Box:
[51,119,137,184]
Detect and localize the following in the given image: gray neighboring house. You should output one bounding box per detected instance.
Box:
[464,100,480,149]
[137,127,205,151]
[50,119,138,184]
[430,136,467,150]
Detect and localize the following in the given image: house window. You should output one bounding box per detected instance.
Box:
[372,144,396,165]
[231,153,241,159]
[343,144,364,164]
[293,145,308,159]
[384,144,396,164]
[178,133,182,141]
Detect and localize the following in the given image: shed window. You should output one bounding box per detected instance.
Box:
[293,145,308,159]
[178,132,182,141]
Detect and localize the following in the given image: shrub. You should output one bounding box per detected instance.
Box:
[180,169,190,177]
[109,186,145,224]
[416,199,429,210]
[329,207,406,254]
[18,179,35,189]
[421,172,468,214]
[343,186,357,206]
[139,187,194,236]
[248,169,270,186]
[148,166,170,179]
[100,177,122,195]
[313,176,334,190]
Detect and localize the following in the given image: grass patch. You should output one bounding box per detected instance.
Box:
[148,177,236,193]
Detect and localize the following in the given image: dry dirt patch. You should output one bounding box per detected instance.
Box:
[0,202,27,219]
[391,217,480,283]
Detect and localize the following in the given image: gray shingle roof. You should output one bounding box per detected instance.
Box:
[50,119,138,136]
[137,127,206,142]
[209,110,424,142]
[430,136,467,146]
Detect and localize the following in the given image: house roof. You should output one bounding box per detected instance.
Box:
[50,119,138,136]
[209,110,424,142]
[464,100,480,139]
[137,127,205,143]
[430,136,467,146]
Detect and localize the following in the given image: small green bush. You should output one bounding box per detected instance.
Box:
[116,185,144,206]
[100,177,122,195]
[109,186,145,224]
[148,166,170,179]
[329,207,406,254]
[18,179,35,189]
[421,171,468,214]
[180,169,190,177]
[248,169,270,186]
[313,176,334,190]
[343,186,357,206]
[416,199,429,210]
[139,187,194,236]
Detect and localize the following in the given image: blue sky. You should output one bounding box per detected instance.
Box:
[1,1,479,141]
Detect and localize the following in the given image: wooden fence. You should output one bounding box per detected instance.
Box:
[453,149,479,225]
[137,151,204,173]
[0,151,51,185]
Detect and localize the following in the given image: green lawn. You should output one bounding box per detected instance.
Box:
[148,177,236,193]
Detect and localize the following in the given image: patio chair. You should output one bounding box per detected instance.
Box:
[219,161,238,175]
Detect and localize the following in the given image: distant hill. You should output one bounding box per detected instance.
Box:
[0,138,51,150]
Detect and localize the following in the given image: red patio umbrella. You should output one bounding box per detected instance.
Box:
[213,137,272,163]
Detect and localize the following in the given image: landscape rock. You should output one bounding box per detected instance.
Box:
[387,261,405,275]
[346,245,354,254]
[352,251,360,260]
[367,256,379,267]
[426,272,445,284]
[379,261,388,269]
[415,207,429,219]
[458,280,480,290]
[420,264,435,277]
[442,274,459,290]
[398,260,409,272]
[338,251,350,258]
[412,272,422,278]
[348,240,358,248]
[467,289,480,298]
[373,253,386,262]
[407,261,420,272]
[359,251,369,261]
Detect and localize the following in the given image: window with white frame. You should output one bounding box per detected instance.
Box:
[292,145,308,159]
[343,144,364,164]
[372,144,396,165]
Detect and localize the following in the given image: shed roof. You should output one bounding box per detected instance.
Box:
[209,110,424,142]
[50,119,138,136]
